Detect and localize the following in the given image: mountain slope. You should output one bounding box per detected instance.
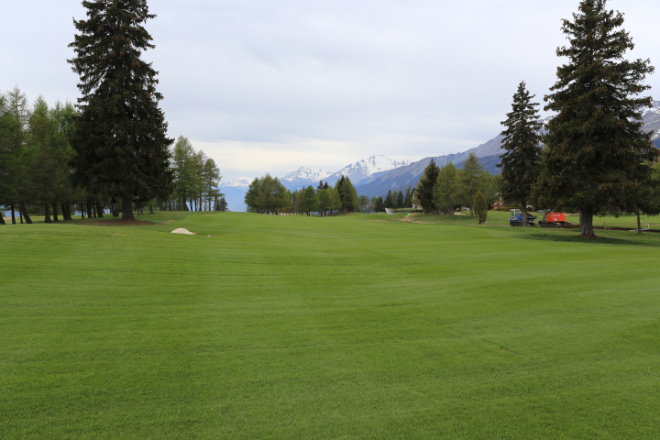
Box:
[357,101,660,198]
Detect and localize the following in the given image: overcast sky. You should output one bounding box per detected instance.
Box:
[3,0,659,181]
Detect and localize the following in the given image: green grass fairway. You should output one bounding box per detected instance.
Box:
[2,212,660,439]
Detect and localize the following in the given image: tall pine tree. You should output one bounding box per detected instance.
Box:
[537,0,657,237]
[69,0,173,221]
[414,159,440,213]
[498,81,542,226]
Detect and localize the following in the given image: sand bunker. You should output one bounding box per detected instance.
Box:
[171,228,194,235]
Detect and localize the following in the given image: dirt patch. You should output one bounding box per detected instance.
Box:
[87,219,154,226]
[399,213,430,224]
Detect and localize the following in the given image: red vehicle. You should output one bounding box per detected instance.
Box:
[538,212,567,227]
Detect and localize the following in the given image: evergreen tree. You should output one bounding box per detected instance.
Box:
[403,186,413,208]
[335,176,359,213]
[384,190,394,209]
[414,159,440,213]
[69,0,173,221]
[498,81,542,226]
[373,196,385,213]
[395,190,404,209]
[434,163,459,215]
[537,0,657,237]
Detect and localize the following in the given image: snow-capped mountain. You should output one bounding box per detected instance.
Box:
[219,178,254,212]
[326,155,411,186]
[279,156,410,191]
[280,167,332,191]
[642,100,660,141]
[221,177,254,188]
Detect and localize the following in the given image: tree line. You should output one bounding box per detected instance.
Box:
[497,0,660,236]
[0,88,224,224]
[412,0,660,236]
[245,175,360,216]
[414,153,498,217]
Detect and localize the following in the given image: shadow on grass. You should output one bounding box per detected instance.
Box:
[520,229,660,247]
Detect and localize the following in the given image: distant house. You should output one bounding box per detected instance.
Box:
[492,195,505,210]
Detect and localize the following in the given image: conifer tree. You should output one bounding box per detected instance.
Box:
[69,0,173,221]
[403,187,413,208]
[396,191,404,209]
[384,190,394,209]
[498,82,542,226]
[414,159,440,213]
[335,176,359,213]
[434,162,459,215]
[537,0,657,237]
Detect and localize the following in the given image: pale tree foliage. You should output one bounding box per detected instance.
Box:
[458,153,496,218]
[170,136,222,211]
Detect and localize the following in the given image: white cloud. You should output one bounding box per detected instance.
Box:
[2,0,658,180]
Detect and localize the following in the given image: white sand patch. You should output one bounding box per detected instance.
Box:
[171,228,195,235]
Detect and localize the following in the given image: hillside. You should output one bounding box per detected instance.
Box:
[357,101,660,197]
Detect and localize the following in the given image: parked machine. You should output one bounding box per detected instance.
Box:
[508,209,537,226]
[538,212,567,227]
[508,209,567,227]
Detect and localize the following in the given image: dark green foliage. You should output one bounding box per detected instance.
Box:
[335,176,359,213]
[301,186,318,216]
[474,191,488,224]
[372,196,385,213]
[69,0,173,221]
[384,190,394,209]
[499,82,542,226]
[537,0,657,237]
[403,186,413,208]
[396,191,404,209]
[415,159,440,213]
[245,174,291,214]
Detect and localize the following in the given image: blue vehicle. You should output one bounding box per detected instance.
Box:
[508,209,537,226]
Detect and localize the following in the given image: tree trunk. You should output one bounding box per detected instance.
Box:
[96,203,104,218]
[580,207,595,237]
[52,203,59,222]
[44,203,52,224]
[0,214,5,225]
[19,203,29,223]
[637,210,642,234]
[521,204,528,227]
[11,204,16,224]
[149,204,154,214]
[62,202,71,221]
[121,196,135,221]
